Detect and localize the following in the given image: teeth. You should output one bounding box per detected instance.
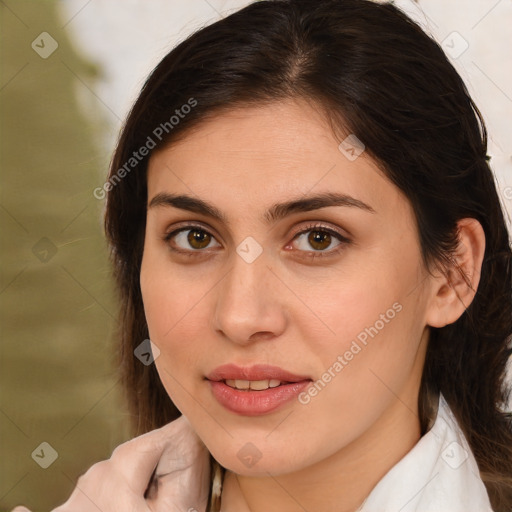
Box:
[233,379,250,390]
[225,379,283,390]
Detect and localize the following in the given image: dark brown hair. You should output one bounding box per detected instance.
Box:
[104,0,512,509]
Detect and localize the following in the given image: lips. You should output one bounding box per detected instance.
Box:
[205,364,313,415]
[205,363,311,383]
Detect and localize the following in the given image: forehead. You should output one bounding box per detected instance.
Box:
[146,98,405,219]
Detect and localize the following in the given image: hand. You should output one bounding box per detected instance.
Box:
[10,415,211,512]
[143,415,211,512]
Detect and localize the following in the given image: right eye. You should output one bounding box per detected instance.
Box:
[164,225,222,254]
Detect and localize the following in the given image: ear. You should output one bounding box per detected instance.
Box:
[425,218,486,328]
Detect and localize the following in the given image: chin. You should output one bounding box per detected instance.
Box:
[207,440,308,477]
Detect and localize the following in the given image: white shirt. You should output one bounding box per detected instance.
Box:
[358,393,494,511]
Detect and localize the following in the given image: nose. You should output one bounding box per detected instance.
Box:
[212,246,288,346]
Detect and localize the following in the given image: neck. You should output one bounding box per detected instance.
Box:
[220,395,422,512]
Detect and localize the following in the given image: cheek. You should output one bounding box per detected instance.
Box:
[140,243,211,340]
[297,256,427,406]
[140,252,214,407]
[287,284,426,467]
[297,256,420,354]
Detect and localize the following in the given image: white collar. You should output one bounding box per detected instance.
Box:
[358,393,494,511]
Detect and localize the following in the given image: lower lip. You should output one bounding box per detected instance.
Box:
[208,380,311,416]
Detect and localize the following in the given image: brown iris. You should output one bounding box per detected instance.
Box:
[308,230,332,251]
[187,229,211,249]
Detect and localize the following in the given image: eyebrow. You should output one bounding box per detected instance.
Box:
[148,191,376,225]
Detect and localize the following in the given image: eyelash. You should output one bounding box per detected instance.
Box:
[163,222,351,259]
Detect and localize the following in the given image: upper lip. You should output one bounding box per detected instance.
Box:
[206,364,312,383]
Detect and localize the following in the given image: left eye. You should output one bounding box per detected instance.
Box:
[291,227,347,253]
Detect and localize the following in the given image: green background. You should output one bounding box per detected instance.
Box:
[1,1,130,509]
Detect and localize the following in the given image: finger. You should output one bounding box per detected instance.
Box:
[153,415,205,473]
[51,460,137,511]
[145,417,211,512]
[51,416,201,511]
[11,507,32,512]
[51,418,190,511]
[109,415,195,494]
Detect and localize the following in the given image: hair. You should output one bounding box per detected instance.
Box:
[103,0,512,510]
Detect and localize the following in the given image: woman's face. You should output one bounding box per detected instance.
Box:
[140,97,437,476]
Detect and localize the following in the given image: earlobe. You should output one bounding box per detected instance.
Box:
[426,218,486,328]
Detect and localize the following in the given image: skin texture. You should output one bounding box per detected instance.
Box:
[140,97,485,512]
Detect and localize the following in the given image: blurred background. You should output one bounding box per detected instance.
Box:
[1,0,511,509]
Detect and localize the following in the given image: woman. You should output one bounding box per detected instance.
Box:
[13,0,512,511]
